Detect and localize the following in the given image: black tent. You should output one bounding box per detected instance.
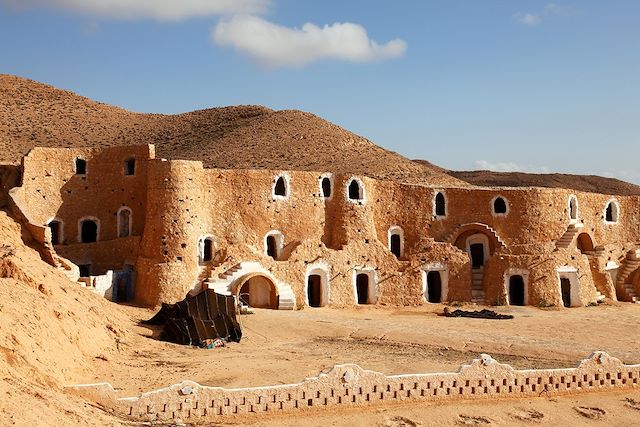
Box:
[144,290,242,345]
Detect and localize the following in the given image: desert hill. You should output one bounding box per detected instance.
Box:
[0,74,466,187]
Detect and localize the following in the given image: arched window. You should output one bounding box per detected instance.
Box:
[117,207,132,238]
[492,196,508,215]
[273,175,289,198]
[434,192,446,217]
[198,236,215,265]
[75,158,87,175]
[265,231,284,260]
[605,200,619,223]
[321,177,332,198]
[347,179,363,201]
[79,218,99,243]
[388,226,404,258]
[568,195,578,220]
[47,219,63,245]
[124,158,136,176]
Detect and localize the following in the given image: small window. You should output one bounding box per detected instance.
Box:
[493,197,508,215]
[265,232,283,260]
[569,196,578,220]
[199,236,215,265]
[75,158,87,175]
[274,176,287,197]
[605,200,619,223]
[80,219,98,243]
[117,207,132,238]
[348,179,363,201]
[435,192,446,217]
[124,158,136,176]
[321,177,332,198]
[78,264,91,278]
[388,226,404,258]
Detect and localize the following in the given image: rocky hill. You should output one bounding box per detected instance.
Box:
[0,74,466,187]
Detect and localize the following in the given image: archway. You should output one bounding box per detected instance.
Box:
[48,219,62,245]
[426,271,442,303]
[348,179,363,201]
[509,275,525,306]
[237,274,278,309]
[434,192,446,217]
[80,219,98,243]
[320,177,332,198]
[576,233,595,254]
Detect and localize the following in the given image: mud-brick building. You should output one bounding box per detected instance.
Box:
[7,144,640,309]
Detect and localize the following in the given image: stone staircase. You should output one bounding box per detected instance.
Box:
[205,261,296,310]
[555,221,584,249]
[616,249,640,303]
[471,267,485,304]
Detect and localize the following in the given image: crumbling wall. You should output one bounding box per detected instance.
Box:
[65,352,640,423]
[0,164,20,208]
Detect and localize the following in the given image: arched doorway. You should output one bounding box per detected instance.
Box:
[426,271,442,303]
[577,233,594,254]
[509,275,525,306]
[80,219,98,243]
[237,275,278,309]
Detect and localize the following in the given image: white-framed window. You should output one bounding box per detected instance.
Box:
[272,173,290,200]
[264,230,284,260]
[346,177,365,203]
[433,191,447,218]
[604,199,620,224]
[568,195,578,221]
[319,173,333,199]
[491,195,509,216]
[388,225,404,258]
[198,235,216,265]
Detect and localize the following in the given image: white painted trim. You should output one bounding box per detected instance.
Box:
[116,206,132,238]
[387,225,405,258]
[556,266,581,308]
[490,195,509,217]
[77,216,100,243]
[352,268,377,304]
[568,195,579,221]
[345,176,366,204]
[271,173,291,201]
[305,262,331,307]
[421,262,449,303]
[603,198,620,224]
[264,230,284,259]
[318,173,334,200]
[197,234,216,266]
[466,234,490,266]
[504,268,529,306]
[46,217,64,245]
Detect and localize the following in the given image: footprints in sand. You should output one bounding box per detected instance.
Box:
[385,415,419,427]
[573,406,606,420]
[510,408,545,423]
[457,415,492,425]
[625,397,640,411]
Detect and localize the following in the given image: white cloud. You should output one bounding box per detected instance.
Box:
[474,160,550,174]
[212,15,407,68]
[1,0,269,21]
[515,3,573,26]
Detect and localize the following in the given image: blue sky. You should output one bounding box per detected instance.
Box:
[1,1,639,182]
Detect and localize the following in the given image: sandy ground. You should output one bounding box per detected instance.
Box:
[72,303,640,425]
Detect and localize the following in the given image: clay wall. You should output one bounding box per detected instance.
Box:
[65,352,640,423]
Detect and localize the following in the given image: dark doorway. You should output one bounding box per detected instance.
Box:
[266,235,277,259]
[79,264,91,277]
[75,158,86,175]
[509,275,525,306]
[390,234,401,258]
[203,238,213,262]
[356,273,369,304]
[113,268,134,302]
[494,197,507,214]
[80,220,98,243]
[124,158,136,176]
[560,278,571,307]
[470,243,485,268]
[49,220,61,245]
[307,274,322,307]
[435,192,446,216]
[321,177,331,198]
[606,203,614,222]
[348,180,361,200]
[426,271,442,303]
[274,177,287,196]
